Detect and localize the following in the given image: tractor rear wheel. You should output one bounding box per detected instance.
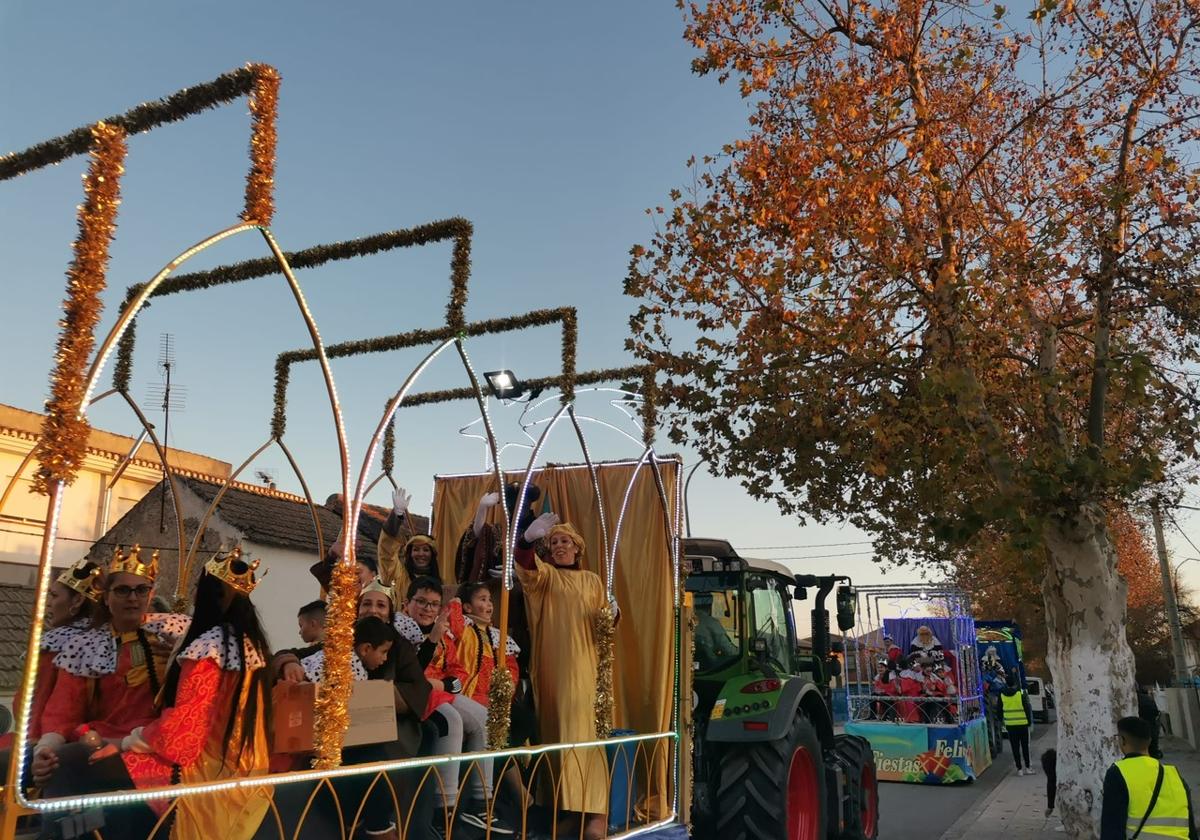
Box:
[715,714,827,840]
[834,734,879,840]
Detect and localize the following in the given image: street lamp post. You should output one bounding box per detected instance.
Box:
[1152,502,1192,684]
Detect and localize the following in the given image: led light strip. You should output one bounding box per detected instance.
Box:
[608,445,654,595]
[27,730,677,812]
[348,337,459,535]
[505,402,571,589]
[568,405,611,581]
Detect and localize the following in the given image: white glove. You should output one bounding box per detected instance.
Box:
[474,492,502,537]
[524,512,559,543]
[392,486,411,516]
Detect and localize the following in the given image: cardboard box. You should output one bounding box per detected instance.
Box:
[272,680,397,753]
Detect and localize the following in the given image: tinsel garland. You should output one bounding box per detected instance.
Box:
[112,218,473,391]
[486,662,514,750]
[312,557,358,769]
[33,122,126,495]
[242,65,279,225]
[401,364,652,410]
[446,223,473,333]
[560,309,578,405]
[0,63,273,182]
[381,407,395,476]
[641,370,658,446]
[593,604,616,740]
[272,307,577,438]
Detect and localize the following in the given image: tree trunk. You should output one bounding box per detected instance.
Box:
[1042,503,1137,839]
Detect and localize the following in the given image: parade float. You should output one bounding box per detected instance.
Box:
[0,62,879,840]
[843,584,993,785]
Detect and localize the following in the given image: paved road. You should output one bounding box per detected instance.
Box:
[877,726,1055,840]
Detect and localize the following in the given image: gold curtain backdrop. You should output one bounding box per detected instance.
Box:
[432,458,680,819]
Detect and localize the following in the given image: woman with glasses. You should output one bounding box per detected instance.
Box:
[32,546,189,836]
[38,547,270,838]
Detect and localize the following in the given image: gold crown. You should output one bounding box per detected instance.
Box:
[360,578,395,604]
[56,560,102,602]
[107,545,159,582]
[204,546,262,596]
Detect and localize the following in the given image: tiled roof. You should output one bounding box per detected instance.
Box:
[0,583,38,691]
[321,494,430,547]
[180,478,379,562]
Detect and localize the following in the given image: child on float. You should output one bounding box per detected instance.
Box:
[40,547,270,840]
[32,546,189,794]
[395,576,512,836]
[448,583,532,822]
[268,584,435,840]
[298,615,409,840]
[894,654,927,724]
[515,513,614,840]
[871,656,897,721]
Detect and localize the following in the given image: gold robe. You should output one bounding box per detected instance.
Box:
[516,556,609,815]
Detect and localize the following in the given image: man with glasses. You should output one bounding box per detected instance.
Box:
[396,576,512,837]
[31,546,189,796]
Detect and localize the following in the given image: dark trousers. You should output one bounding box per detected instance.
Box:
[38,743,158,839]
[1007,725,1031,769]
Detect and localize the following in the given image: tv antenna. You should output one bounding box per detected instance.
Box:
[254,468,277,490]
[145,334,187,532]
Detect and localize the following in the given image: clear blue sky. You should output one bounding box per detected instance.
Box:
[3,1,1199,600]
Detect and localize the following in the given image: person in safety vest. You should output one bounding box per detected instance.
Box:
[1101,715,1198,840]
[1000,676,1034,774]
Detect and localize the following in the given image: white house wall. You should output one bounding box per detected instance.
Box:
[246,543,324,653]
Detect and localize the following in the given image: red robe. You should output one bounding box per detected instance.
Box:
[394,613,467,718]
[895,670,925,723]
[121,625,270,834]
[36,615,189,750]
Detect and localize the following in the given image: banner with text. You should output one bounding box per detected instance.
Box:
[845,718,992,784]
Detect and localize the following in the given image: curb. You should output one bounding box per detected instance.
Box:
[939,727,1055,840]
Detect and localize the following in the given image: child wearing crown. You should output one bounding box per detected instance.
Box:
[39,547,271,840]
[32,547,188,795]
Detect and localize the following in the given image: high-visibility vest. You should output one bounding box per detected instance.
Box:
[1116,756,1191,839]
[1000,691,1028,726]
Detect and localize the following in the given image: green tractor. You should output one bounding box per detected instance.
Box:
[685,538,879,840]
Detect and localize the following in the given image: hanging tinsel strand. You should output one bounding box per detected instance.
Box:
[34,122,127,494]
[486,665,514,750]
[312,557,358,769]
[593,604,616,739]
[242,65,279,225]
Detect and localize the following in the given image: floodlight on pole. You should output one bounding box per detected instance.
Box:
[484,369,524,400]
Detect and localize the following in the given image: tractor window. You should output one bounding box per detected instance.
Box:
[688,573,742,673]
[748,575,790,671]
